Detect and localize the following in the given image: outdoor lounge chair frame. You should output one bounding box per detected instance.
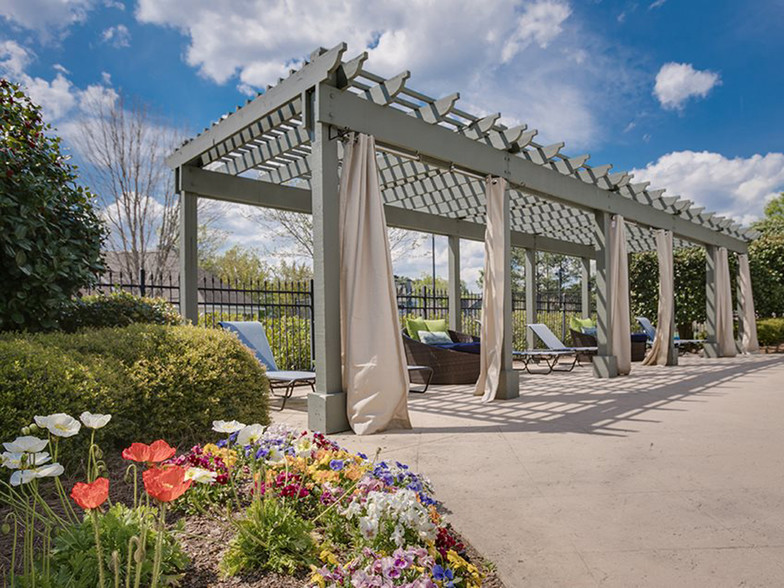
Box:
[517,323,598,374]
[219,321,316,411]
[636,317,704,353]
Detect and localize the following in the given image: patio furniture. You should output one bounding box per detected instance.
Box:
[406,365,434,393]
[219,321,315,411]
[571,328,648,362]
[517,323,598,374]
[570,328,597,363]
[402,329,481,385]
[636,317,704,351]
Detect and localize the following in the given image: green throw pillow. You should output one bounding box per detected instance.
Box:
[570,316,595,331]
[423,318,448,333]
[405,317,428,341]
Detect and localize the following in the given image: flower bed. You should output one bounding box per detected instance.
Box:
[1,413,501,587]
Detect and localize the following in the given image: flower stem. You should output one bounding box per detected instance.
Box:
[91,509,106,588]
[149,502,167,588]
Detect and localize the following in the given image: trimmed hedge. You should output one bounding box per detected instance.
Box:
[0,324,269,450]
[59,291,182,332]
[757,318,784,348]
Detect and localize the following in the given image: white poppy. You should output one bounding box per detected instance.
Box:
[34,414,81,438]
[3,436,48,453]
[212,420,246,434]
[1,451,50,469]
[10,470,37,486]
[236,424,265,447]
[80,412,112,429]
[185,467,218,485]
[30,463,64,479]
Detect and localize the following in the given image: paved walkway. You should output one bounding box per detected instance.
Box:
[277,354,784,587]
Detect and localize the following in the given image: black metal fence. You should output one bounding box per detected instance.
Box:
[86,272,587,370]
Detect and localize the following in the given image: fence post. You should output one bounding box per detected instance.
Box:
[309,279,316,370]
[139,268,146,298]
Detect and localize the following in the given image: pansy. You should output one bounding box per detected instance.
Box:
[294,436,314,458]
[185,467,218,484]
[265,446,286,465]
[1,451,50,469]
[236,424,265,447]
[212,420,246,434]
[34,413,81,438]
[329,459,344,471]
[3,436,48,453]
[79,412,112,429]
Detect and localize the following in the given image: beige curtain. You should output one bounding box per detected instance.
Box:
[340,133,411,435]
[715,247,737,358]
[643,230,674,366]
[610,215,631,375]
[474,177,506,403]
[738,253,759,353]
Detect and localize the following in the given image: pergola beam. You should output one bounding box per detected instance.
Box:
[318,87,747,251]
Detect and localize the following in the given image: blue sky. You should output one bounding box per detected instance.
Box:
[2,0,783,288]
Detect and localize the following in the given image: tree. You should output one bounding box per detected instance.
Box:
[74,93,182,278]
[752,193,784,236]
[244,208,425,263]
[201,245,272,288]
[0,79,105,331]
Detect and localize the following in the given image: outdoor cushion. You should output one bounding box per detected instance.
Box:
[405,317,428,341]
[570,316,595,332]
[437,342,481,354]
[582,326,597,336]
[418,330,453,345]
[423,318,448,333]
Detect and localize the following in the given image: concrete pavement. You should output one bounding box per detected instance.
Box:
[277,353,784,587]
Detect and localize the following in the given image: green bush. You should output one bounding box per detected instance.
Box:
[59,291,182,332]
[0,324,270,450]
[0,79,105,332]
[49,503,188,587]
[756,318,784,347]
[221,497,317,577]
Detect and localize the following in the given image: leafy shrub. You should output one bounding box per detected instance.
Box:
[0,79,105,332]
[49,503,188,587]
[0,324,270,450]
[757,318,784,347]
[59,291,182,332]
[221,497,317,576]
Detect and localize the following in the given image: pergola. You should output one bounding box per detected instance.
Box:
[167,43,755,433]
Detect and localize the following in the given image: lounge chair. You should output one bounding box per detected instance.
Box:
[636,317,704,350]
[219,321,315,410]
[514,323,597,374]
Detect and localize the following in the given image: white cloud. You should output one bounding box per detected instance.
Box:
[653,62,720,110]
[101,24,131,48]
[0,40,31,76]
[136,0,639,149]
[649,0,666,8]
[631,151,784,226]
[0,0,97,40]
[501,0,571,62]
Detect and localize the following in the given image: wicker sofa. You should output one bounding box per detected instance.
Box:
[402,329,481,385]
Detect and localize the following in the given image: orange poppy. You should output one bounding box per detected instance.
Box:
[122,440,176,464]
[143,465,192,503]
[71,477,109,510]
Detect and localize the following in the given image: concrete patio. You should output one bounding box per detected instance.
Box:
[278,353,784,587]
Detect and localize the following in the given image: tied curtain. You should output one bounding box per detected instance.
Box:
[339,133,411,435]
[610,215,631,375]
[738,253,759,353]
[715,247,737,357]
[642,230,674,366]
[474,177,506,403]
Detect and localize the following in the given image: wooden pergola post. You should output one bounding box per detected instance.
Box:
[179,189,198,325]
[593,211,618,378]
[447,235,461,332]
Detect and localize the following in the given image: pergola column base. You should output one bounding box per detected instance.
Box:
[703,342,721,358]
[495,369,520,400]
[593,355,618,378]
[307,391,350,434]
